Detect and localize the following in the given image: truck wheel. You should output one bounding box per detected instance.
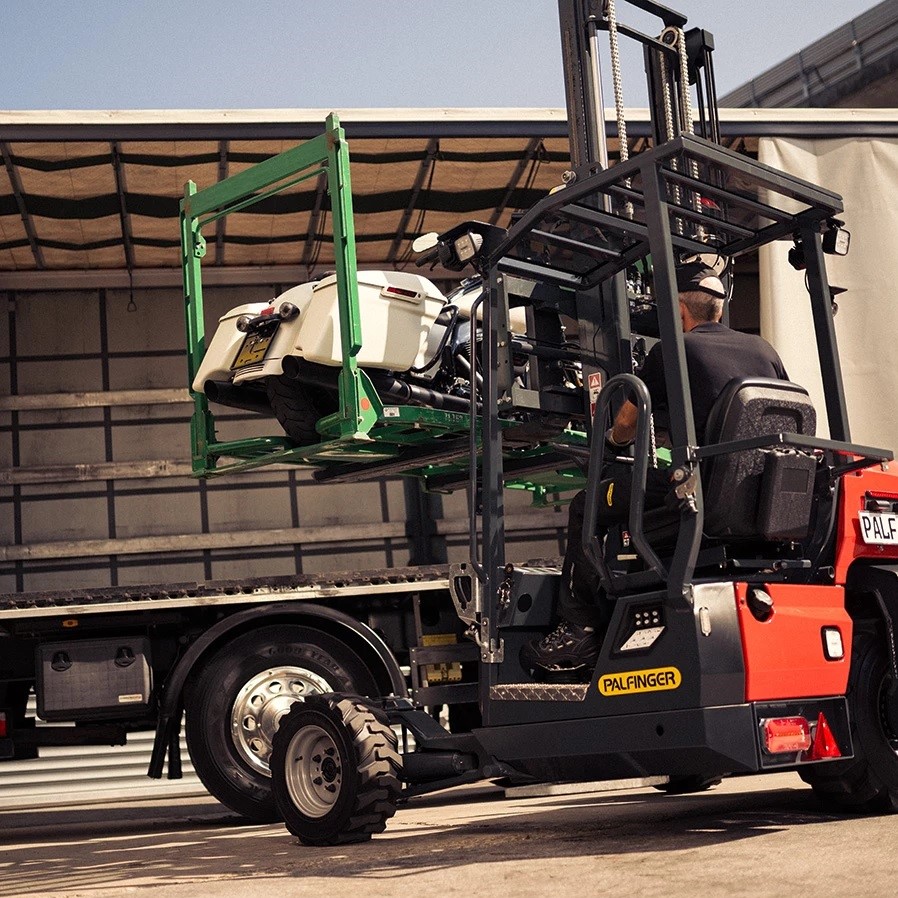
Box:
[266,375,334,444]
[185,625,379,822]
[799,623,898,812]
[271,694,402,845]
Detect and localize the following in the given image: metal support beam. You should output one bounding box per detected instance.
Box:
[110,141,135,272]
[0,263,461,292]
[300,170,328,273]
[489,137,543,225]
[0,141,44,268]
[387,138,439,263]
[0,388,190,411]
[215,140,229,265]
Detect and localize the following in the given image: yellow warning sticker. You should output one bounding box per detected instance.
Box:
[598,666,681,696]
[606,482,614,506]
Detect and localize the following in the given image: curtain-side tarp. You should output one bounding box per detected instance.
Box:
[758,137,898,453]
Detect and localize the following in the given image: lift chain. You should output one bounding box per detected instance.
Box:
[604,0,634,219]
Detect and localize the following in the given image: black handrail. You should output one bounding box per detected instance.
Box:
[581,373,668,596]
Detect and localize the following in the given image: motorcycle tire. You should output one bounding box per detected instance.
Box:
[266,375,336,445]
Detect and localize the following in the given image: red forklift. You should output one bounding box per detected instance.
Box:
[268,0,898,844]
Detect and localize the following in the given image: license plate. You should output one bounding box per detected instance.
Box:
[858,510,898,545]
[231,326,278,370]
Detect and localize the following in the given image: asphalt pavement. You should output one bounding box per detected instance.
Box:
[0,773,894,898]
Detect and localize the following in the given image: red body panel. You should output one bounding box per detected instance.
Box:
[735,583,852,701]
[834,465,898,584]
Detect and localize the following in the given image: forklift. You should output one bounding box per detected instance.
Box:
[265,0,898,844]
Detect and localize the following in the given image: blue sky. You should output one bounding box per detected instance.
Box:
[1,1,883,109]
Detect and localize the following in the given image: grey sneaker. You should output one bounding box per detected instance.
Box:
[520,620,600,677]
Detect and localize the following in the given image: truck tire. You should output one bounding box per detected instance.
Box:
[271,693,402,845]
[799,622,898,812]
[266,375,333,445]
[185,625,379,822]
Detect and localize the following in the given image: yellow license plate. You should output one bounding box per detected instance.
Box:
[231,327,277,370]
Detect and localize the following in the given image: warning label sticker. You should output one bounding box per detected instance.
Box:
[587,371,603,421]
[598,666,681,696]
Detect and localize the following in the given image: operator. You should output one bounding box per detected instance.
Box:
[521,261,789,677]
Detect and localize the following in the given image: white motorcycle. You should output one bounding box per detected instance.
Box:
[193,221,535,444]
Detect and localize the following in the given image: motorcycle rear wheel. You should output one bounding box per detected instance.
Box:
[266,375,335,444]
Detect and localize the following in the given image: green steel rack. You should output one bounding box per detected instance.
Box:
[181,114,585,500]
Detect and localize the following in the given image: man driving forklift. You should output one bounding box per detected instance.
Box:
[521,261,790,679]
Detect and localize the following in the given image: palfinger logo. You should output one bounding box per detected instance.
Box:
[598,666,681,696]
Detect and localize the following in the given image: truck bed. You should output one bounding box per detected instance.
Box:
[0,564,454,619]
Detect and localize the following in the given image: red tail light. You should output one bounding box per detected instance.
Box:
[0,712,7,738]
[761,716,812,753]
[806,713,842,760]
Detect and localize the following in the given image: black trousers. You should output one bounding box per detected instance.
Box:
[557,466,672,628]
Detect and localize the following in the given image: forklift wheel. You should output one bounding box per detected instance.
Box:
[270,693,402,845]
[799,622,898,812]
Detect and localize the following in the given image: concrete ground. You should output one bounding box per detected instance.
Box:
[0,772,895,898]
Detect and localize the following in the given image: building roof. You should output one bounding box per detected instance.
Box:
[3,107,898,290]
[720,0,898,108]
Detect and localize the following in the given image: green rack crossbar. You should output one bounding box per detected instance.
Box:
[181,114,586,500]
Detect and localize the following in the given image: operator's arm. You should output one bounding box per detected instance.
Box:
[608,399,638,446]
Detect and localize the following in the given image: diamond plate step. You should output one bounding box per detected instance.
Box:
[489,683,590,701]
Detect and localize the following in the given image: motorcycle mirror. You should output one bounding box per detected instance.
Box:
[412,232,439,253]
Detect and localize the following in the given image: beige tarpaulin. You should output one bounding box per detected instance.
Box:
[758,136,898,453]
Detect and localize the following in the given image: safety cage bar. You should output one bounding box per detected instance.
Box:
[473,128,891,603]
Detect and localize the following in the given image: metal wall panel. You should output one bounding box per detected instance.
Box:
[1,284,566,594]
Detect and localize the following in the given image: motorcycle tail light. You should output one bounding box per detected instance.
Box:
[381,285,422,302]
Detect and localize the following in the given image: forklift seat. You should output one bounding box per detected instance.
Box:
[701,377,817,541]
[639,377,817,552]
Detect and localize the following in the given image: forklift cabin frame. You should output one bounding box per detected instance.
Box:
[469,130,893,723]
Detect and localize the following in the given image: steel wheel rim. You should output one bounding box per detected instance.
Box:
[284,724,344,818]
[231,666,332,776]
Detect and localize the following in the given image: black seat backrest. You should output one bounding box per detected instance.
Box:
[702,377,816,539]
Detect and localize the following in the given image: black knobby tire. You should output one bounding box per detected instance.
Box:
[799,622,898,812]
[185,625,378,823]
[653,775,722,795]
[271,693,402,845]
[266,375,335,444]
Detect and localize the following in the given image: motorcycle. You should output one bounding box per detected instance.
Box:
[192,221,538,444]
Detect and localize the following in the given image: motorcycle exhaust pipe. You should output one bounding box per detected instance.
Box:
[281,355,340,390]
[281,354,472,412]
[368,372,472,413]
[203,380,273,416]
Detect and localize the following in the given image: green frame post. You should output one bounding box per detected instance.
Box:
[181,114,380,475]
